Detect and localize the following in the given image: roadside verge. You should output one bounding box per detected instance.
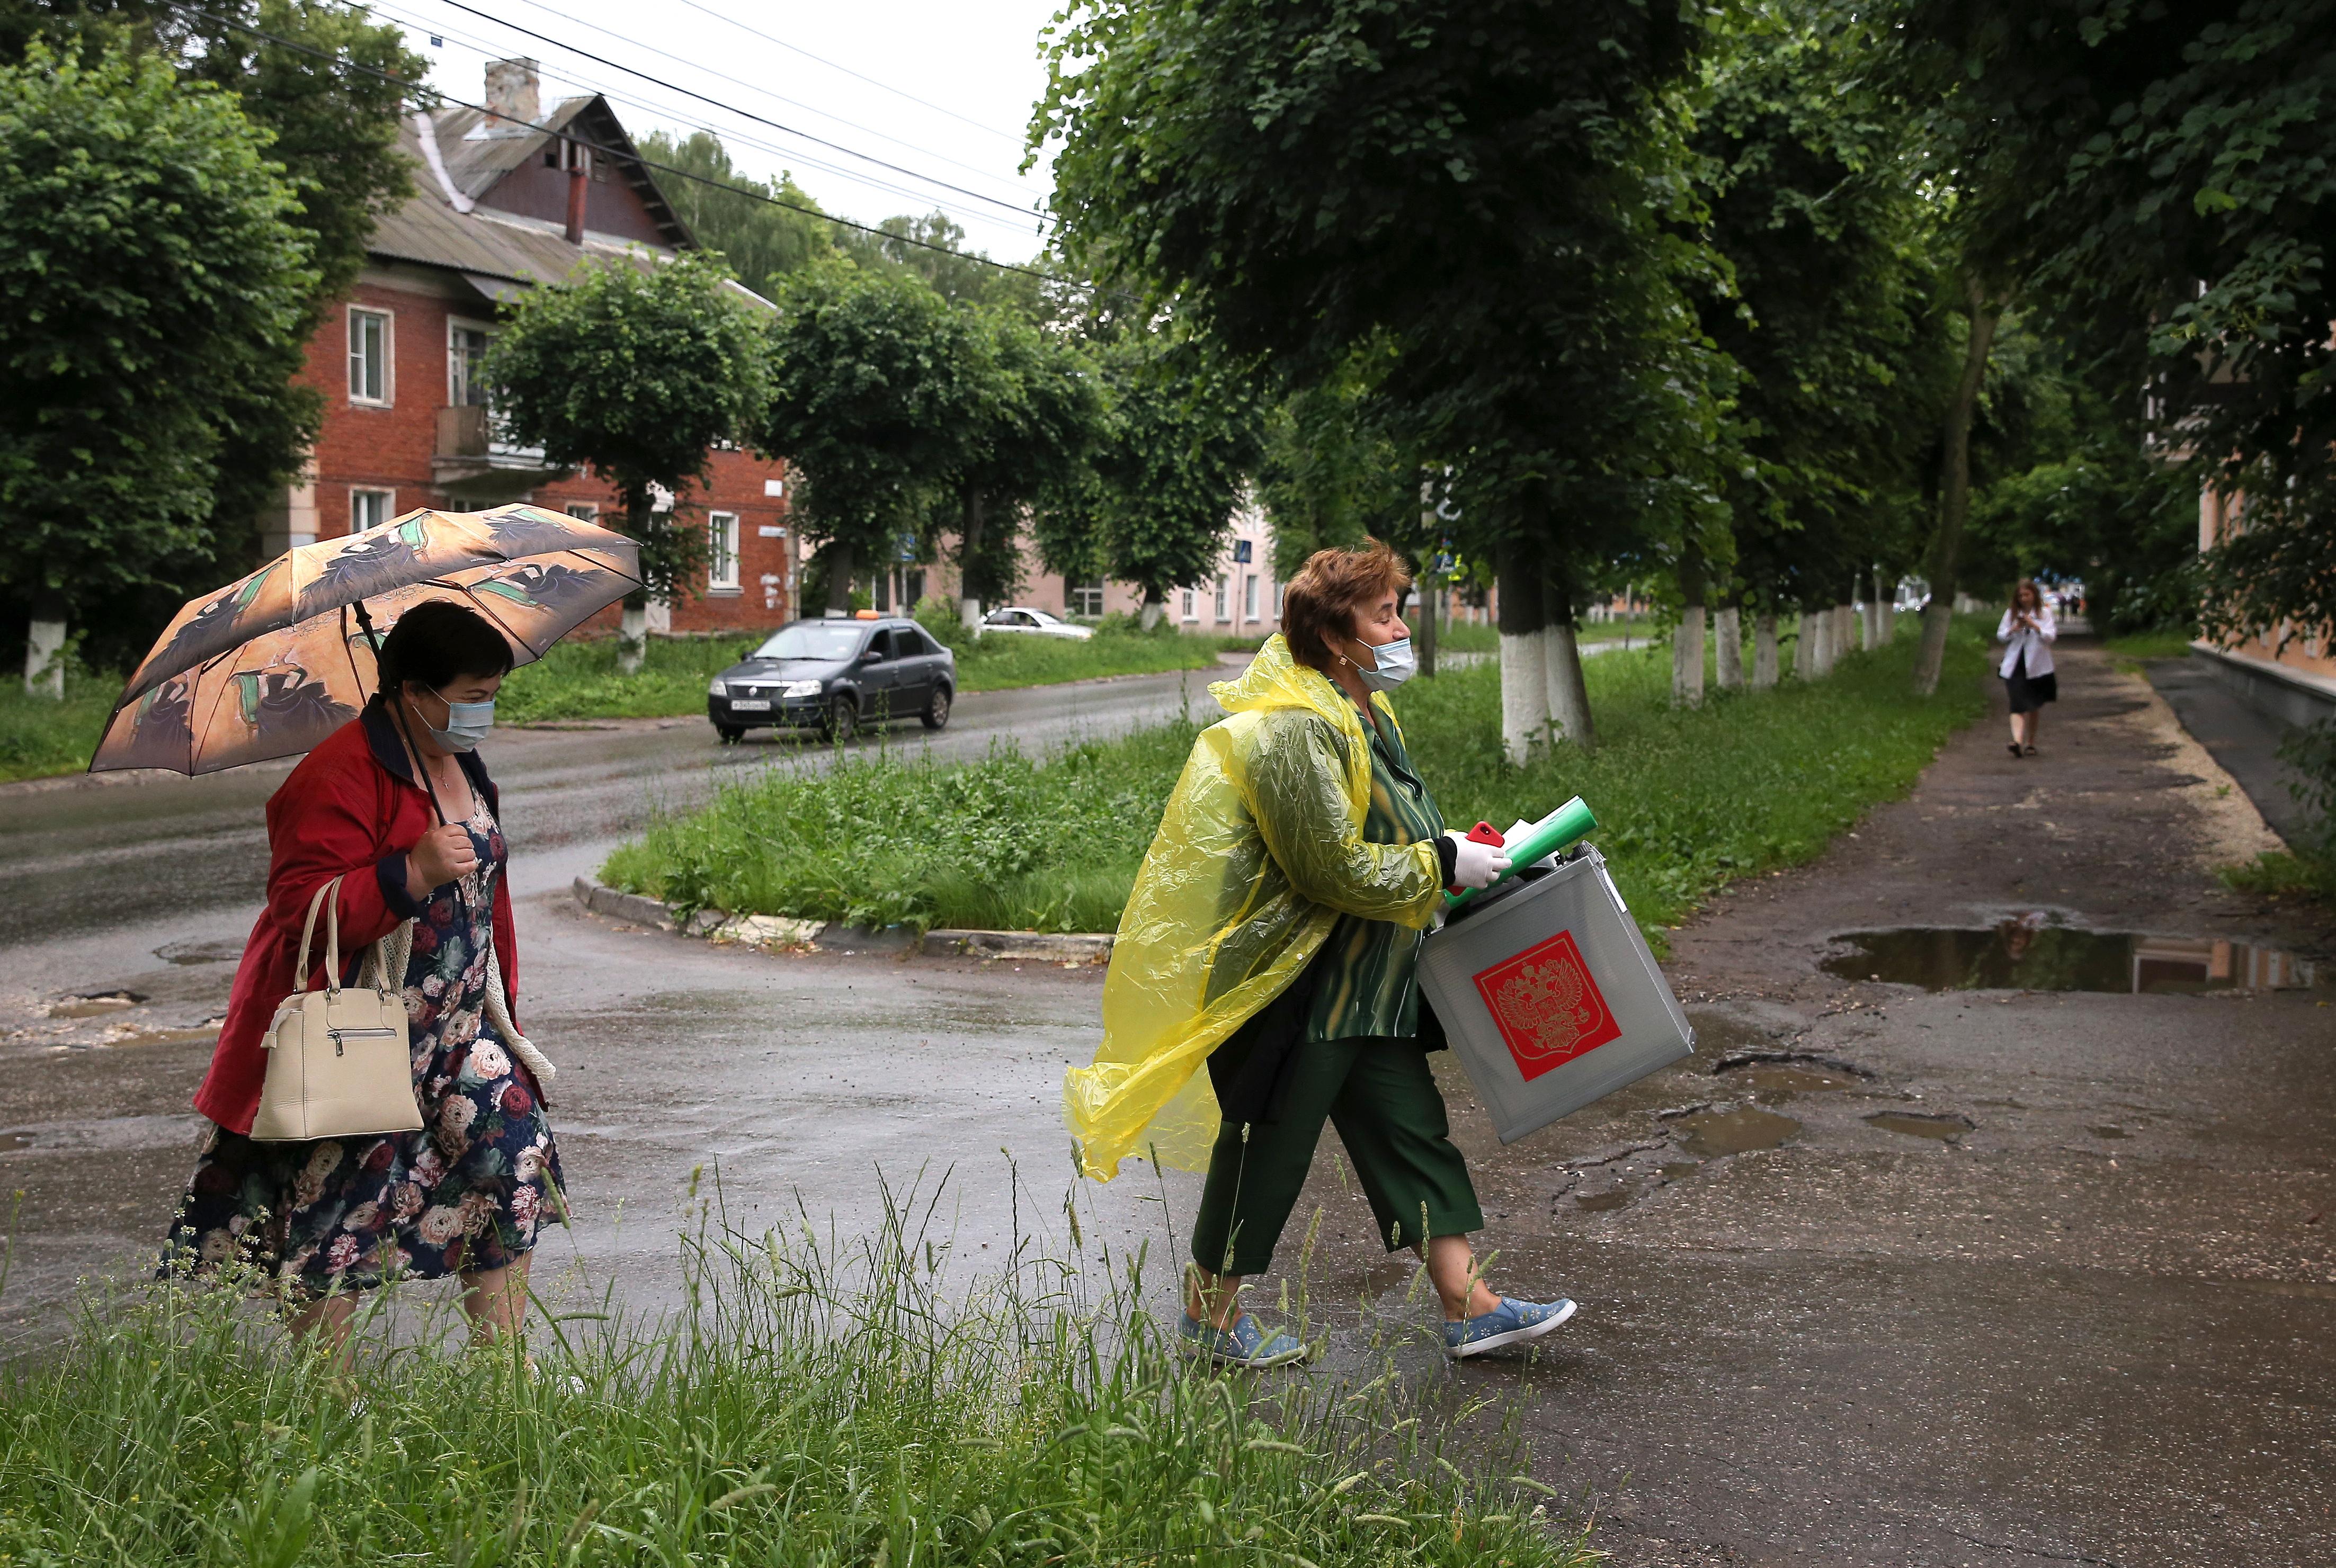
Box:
[570,876,1115,963]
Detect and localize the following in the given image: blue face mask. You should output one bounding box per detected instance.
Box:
[1350,636,1416,692]
[421,689,495,752]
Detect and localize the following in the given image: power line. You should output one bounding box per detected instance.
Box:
[482,0,1031,199]
[670,0,1023,149]
[164,0,1081,289]
[438,0,1038,221]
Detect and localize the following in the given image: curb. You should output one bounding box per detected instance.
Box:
[569,879,1112,962]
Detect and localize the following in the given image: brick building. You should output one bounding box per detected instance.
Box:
[255,59,797,632]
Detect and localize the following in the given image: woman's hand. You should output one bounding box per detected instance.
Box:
[406,822,478,899]
[1445,831,1512,891]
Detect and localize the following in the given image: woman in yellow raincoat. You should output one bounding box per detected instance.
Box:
[1064,542,1579,1365]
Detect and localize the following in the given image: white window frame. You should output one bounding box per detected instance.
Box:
[1244,574,1259,622]
[707,511,741,593]
[347,307,393,406]
[1180,588,1197,622]
[447,318,495,408]
[1274,581,1287,618]
[350,487,395,533]
[563,501,599,522]
[1213,579,1228,622]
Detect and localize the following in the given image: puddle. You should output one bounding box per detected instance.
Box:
[1823,920,2322,993]
[1669,1105,1800,1158]
[0,1133,29,1152]
[1575,1190,1632,1212]
[44,990,146,1018]
[1866,1111,1974,1142]
[1657,1162,1700,1182]
[2088,1125,2130,1140]
[102,1023,222,1047]
[1715,1052,1868,1098]
[155,938,245,966]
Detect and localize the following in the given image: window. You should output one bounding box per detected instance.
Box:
[347,309,391,404]
[1181,588,1197,622]
[707,512,740,593]
[1070,578,1105,618]
[564,501,599,522]
[351,488,394,533]
[1213,580,1228,622]
[448,323,493,406]
[865,629,895,660]
[1274,581,1287,617]
[1244,574,1259,621]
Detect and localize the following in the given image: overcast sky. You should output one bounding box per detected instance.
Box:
[383,0,1068,261]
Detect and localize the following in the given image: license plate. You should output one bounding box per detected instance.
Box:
[728,699,771,712]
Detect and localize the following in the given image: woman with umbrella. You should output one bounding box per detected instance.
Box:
[162,599,565,1350]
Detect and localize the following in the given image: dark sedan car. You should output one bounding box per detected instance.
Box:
[707,615,956,742]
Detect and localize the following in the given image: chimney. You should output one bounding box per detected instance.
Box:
[482,57,539,135]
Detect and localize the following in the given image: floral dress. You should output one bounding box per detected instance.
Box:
[165,794,566,1296]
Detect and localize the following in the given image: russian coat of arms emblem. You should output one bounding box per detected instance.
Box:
[1469,929,1621,1081]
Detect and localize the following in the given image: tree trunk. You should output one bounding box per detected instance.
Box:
[825,537,858,615]
[1836,601,1857,663]
[1417,578,1439,678]
[1714,604,1744,691]
[1496,537,1550,765]
[1794,608,1820,680]
[1752,612,1779,689]
[1540,562,1594,749]
[1879,593,1896,644]
[1672,546,1706,707]
[958,490,986,631]
[23,587,65,699]
[1139,590,1165,631]
[1861,573,1882,652]
[1915,279,2004,695]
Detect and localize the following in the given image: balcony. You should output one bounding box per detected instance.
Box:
[432,404,568,504]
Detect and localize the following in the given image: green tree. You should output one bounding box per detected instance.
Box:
[487,250,768,671]
[637,130,837,298]
[941,310,1106,626]
[1036,0,1723,758]
[843,210,1051,318]
[760,264,982,614]
[0,41,315,694]
[1030,333,1262,629]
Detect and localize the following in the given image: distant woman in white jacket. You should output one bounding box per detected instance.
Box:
[1997,580,2057,757]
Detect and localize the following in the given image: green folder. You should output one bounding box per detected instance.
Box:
[1446,795,1598,908]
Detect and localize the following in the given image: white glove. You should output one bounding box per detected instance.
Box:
[1445,831,1513,891]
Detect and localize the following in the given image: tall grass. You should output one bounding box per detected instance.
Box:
[606,620,1989,937]
[0,1181,1593,1566]
[0,662,119,782]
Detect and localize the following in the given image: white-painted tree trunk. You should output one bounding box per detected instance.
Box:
[1542,623,1594,748]
[24,618,65,698]
[1139,596,1165,631]
[1714,605,1743,690]
[959,596,982,632]
[1671,605,1706,707]
[1836,603,1857,662]
[1862,595,1883,652]
[618,605,648,675]
[1500,631,1549,765]
[1794,611,1820,680]
[1752,612,1779,689]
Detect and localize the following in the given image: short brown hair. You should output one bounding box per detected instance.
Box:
[1282,540,1412,671]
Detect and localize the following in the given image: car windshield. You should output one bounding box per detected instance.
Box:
[753,623,865,660]
[1027,610,1064,624]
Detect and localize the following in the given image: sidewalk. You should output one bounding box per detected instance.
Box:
[2143,653,2312,849]
[1291,642,2335,1567]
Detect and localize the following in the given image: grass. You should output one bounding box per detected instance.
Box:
[944,628,1232,693]
[603,618,1991,937]
[496,633,763,725]
[0,1185,1593,1567]
[2100,626,2198,672]
[0,665,120,783]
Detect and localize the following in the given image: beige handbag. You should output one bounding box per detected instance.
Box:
[249,876,425,1142]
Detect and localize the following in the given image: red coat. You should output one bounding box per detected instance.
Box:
[195,702,524,1135]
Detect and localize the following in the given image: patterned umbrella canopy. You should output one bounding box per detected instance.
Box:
[92,504,640,775]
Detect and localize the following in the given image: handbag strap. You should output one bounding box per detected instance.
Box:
[292,875,347,997]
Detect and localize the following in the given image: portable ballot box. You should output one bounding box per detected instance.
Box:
[1417,844,1694,1144]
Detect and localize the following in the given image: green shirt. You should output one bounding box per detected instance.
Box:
[1306,702,1447,1041]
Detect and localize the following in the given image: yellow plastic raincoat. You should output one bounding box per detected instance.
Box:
[1064,635,1445,1180]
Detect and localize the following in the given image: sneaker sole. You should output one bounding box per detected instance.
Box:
[1182,1338,1310,1369]
[1447,1298,1579,1359]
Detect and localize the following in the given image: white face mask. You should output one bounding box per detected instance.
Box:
[419,688,495,752]
[1348,635,1416,692]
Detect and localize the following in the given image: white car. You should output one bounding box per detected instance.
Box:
[981,606,1093,640]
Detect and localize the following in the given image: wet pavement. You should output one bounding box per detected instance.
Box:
[1273,641,2335,1566]
[3,646,2332,1565]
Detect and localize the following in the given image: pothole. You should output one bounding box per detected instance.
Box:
[1667,1105,1800,1158]
[1714,1051,1873,1098]
[2088,1125,2131,1140]
[44,991,146,1018]
[1574,1190,1632,1213]
[1823,922,2322,993]
[1866,1110,1975,1142]
[154,938,245,966]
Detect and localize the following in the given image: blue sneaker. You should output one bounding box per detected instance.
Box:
[1180,1311,1309,1368]
[1443,1296,1578,1359]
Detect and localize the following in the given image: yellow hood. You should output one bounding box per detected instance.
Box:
[1064,635,1442,1180]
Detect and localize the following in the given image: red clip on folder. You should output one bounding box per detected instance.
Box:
[1446,821,1509,893]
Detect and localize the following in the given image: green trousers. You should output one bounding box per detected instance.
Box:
[1190,1034,1484,1278]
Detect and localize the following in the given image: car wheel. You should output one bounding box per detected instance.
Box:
[921,684,952,730]
[715,723,746,745]
[822,695,858,743]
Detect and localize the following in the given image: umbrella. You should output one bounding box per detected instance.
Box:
[92,503,641,776]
